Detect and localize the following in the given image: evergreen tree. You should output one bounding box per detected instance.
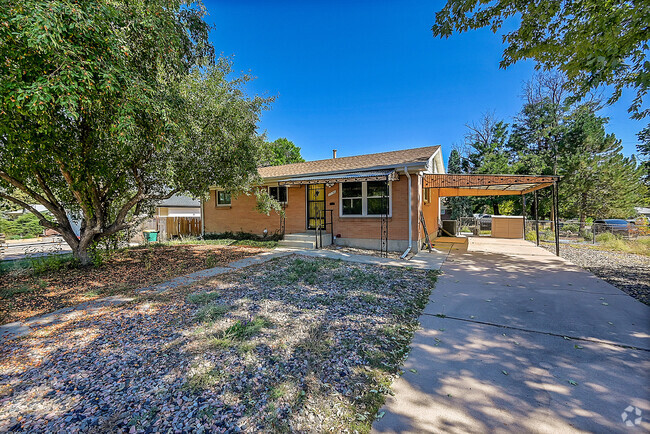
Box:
[638,125,650,195]
[559,105,645,228]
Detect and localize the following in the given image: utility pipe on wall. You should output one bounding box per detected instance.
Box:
[401,166,412,259]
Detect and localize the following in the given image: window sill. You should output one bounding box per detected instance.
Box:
[339,215,392,219]
[216,205,232,209]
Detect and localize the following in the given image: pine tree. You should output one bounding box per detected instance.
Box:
[559,105,645,228]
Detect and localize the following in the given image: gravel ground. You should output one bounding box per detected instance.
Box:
[1,244,266,325]
[323,245,407,260]
[0,255,436,433]
[542,242,650,305]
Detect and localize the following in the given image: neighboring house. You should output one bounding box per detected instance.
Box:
[4,204,49,218]
[156,194,201,218]
[203,146,445,253]
[146,194,201,240]
[635,207,650,219]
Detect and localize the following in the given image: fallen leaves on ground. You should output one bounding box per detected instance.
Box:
[0,255,437,433]
[0,244,266,325]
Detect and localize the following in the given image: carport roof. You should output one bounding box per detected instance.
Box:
[423,174,559,196]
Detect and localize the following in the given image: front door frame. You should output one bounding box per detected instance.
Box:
[306,183,326,230]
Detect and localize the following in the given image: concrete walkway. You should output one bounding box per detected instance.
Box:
[374,238,650,433]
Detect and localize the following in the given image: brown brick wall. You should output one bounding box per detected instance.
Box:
[203,175,437,242]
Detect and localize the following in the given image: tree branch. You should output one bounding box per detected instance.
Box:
[0,170,58,214]
[0,192,59,231]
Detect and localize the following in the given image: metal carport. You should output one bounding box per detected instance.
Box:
[422,174,561,255]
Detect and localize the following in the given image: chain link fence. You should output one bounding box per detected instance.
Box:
[524,219,646,244]
[447,216,648,245]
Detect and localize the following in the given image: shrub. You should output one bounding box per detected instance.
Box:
[204,231,283,242]
[596,232,618,243]
[561,223,579,233]
[194,304,231,323]
[187,291,221,305]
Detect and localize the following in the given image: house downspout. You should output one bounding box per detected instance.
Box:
[401,166,412,259]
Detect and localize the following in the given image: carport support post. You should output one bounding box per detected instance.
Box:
[553,180,560,256]
[534,190,539,246]
[521,193,526,238]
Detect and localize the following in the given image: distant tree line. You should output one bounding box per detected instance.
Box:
[448,73,647,230]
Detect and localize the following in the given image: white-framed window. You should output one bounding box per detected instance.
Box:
[216,190,231,206]
[268,186,288,203]
[340,181,391,217]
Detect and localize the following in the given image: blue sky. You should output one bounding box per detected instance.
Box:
[205,0,645,166]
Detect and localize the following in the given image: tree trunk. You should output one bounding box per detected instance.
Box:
[74,246,93,266]
[492,201,500,215]
[579,193,587,232]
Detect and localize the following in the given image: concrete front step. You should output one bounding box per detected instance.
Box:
[279,232,332,249]
[278,240,317,249]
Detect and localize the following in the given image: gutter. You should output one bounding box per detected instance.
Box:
[401,166,412,259]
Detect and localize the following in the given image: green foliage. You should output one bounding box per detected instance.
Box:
[595,231,618,243]
[203,231,283,242]
[462,114,515,214]
[287,258,321,285]
[446,149,473,218]
[211,316,272,347]
[0,213,43,239]
[0,252,78,276]
[561,223,580,233]
[0,1,271,264]
[559,105,645,221]
[432,0,650,119]
[639,125,650,195]
[457,73,645,223]
[194,304,231,323]
[187,291,221,305]
[261,138,305,167]
[185,368,227,392]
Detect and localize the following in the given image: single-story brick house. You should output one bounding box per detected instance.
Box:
[202,146,444,254]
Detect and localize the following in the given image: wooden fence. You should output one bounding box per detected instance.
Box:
[163,217,201,238]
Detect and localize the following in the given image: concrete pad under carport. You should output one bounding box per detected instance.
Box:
[373,238,650,433]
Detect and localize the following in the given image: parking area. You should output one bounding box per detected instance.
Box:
[374,238,650,433]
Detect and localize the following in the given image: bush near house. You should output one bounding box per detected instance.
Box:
[203,231,283,242]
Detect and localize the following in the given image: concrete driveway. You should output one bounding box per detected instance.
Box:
[374,238,650,433]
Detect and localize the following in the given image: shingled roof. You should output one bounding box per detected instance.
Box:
[258,145,440,179]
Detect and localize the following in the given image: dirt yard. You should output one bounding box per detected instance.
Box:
[0,244,267,325]
[0,255,437,433]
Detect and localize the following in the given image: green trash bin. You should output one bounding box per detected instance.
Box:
[143,230,159,242]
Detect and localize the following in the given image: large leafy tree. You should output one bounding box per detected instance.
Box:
[432,0,650,119]
[463,114,513,215]
[260,137,305,167]
[0,0,270,264]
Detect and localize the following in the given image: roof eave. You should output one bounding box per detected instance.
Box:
[260,161,429,182]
